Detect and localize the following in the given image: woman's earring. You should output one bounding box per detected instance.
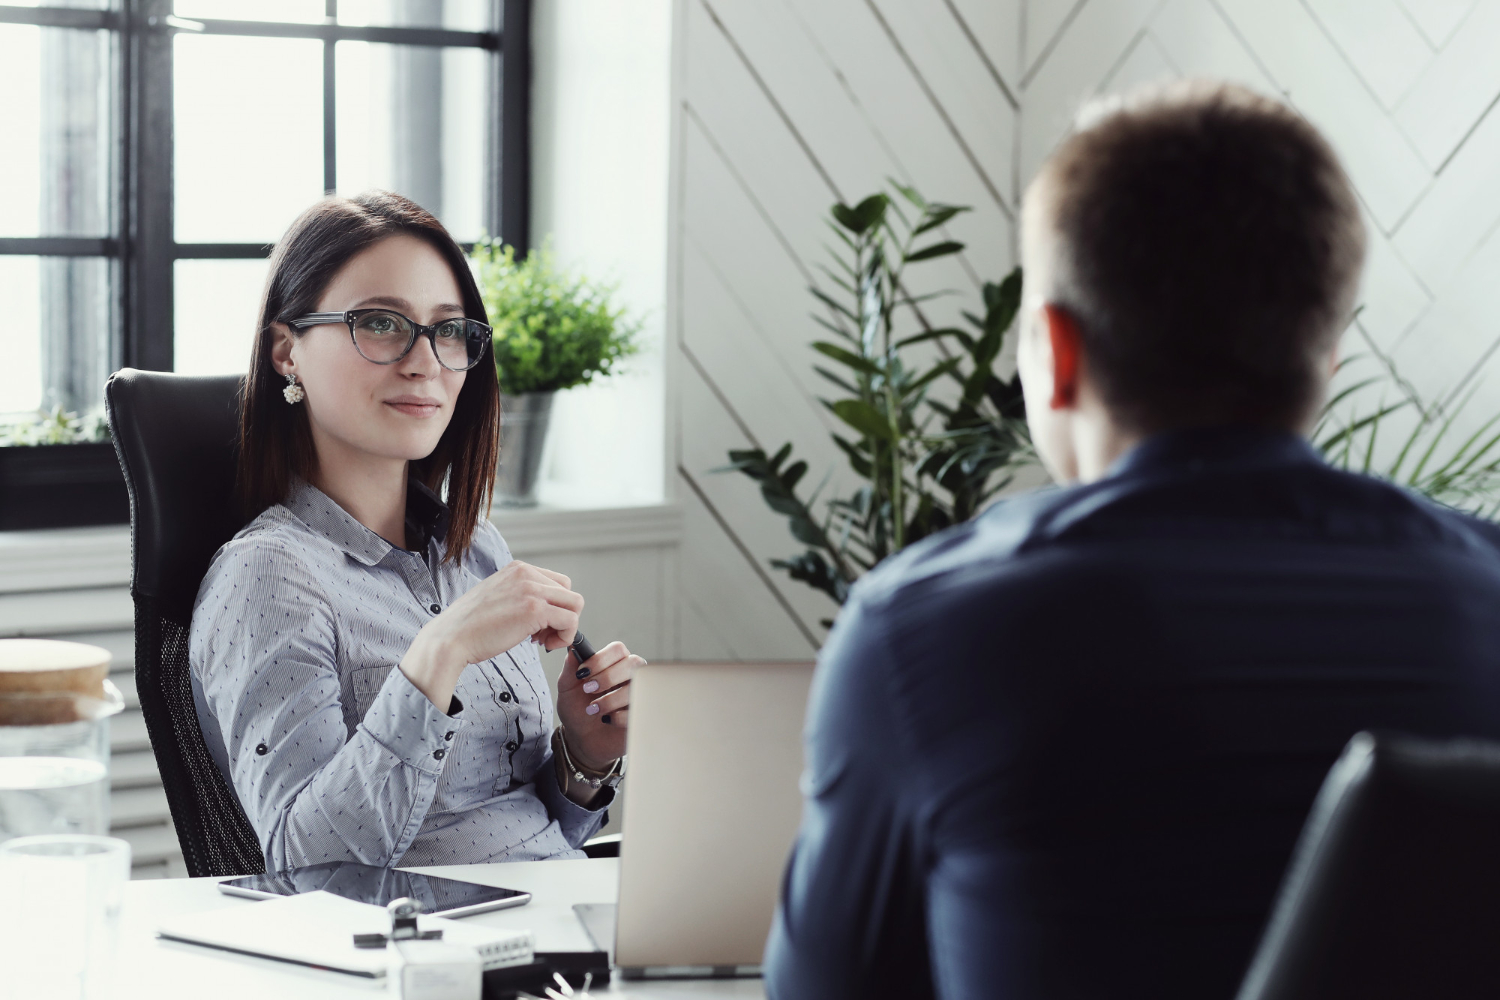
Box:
[283,373,305,404]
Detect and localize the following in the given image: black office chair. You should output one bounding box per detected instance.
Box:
[106,368,265,878]
[1237,731,1500,1000]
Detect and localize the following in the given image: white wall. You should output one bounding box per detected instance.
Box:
[668,0,1500,658]
[529,0,673,509]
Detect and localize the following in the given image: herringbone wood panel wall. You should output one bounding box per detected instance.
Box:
[670,0,1500,657]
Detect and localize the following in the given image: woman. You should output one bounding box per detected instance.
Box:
[189,192,635,871]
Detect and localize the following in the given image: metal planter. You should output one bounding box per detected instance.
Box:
[495,392,555,507]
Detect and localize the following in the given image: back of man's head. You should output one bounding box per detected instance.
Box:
[1032,80,1366,434]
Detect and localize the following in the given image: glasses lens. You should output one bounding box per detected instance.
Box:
[433,318,481,371]
[352,310,413,363]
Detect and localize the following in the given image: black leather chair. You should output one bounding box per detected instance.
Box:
[1237,731,1500,1000]
[106,368,265,878]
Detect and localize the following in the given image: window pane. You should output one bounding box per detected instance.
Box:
[339,0,491,31]
[2,0,111,9]
[0,256,113,418]
[173,0,324,23]
[0,25,113,238]
[335,42,487,242]
[174,259,270,376]
[174,35,324,243]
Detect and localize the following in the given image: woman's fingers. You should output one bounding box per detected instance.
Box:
[560,642,631,690]
[573,655,643,697]
[532,582,584,614]
[529,564,573,589]
[583,683,630,720]
[599,707,628,728]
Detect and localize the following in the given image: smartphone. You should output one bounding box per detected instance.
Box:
[217,860,532,918]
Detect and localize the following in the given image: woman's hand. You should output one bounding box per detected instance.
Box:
[401,561,583,710]
[556,640,641,771]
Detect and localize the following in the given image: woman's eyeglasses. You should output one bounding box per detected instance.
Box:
[288,309,492,372]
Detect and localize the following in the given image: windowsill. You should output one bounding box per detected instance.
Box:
[0,500,682,595]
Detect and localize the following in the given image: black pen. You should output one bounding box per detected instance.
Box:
[570,630,597,679]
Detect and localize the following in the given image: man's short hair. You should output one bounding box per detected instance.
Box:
[1040,80,1366,433]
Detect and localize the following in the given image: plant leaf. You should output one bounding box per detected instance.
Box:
[832,194,889,235]
[911,204,968,237]
[831,399,893,441]
[904,240,964,263]
[769,442,793,471]
[813,365,860,394]
[812,341,883,377]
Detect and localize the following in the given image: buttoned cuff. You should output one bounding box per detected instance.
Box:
[536,749,614,848]
[359,666,470,775]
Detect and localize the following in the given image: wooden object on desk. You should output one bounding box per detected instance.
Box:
[0,638,112,724]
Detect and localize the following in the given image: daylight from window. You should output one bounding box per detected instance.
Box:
[1,4,490,417]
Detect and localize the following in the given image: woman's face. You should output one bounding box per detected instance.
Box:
[273,234,469,472]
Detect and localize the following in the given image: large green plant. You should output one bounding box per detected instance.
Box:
[720,186,1032,609]
[1315,352,1500,518]
[470,239,640,395]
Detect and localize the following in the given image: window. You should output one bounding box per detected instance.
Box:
[0,0,529,457]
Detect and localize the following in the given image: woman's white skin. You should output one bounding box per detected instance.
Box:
[270,233,635,805]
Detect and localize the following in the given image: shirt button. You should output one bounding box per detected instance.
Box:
[498,691,512,703]
[433,748,446,761]
[505,740,519,753]
[255,743,268,756]
[429,603,441,614]
[444,731,455,742]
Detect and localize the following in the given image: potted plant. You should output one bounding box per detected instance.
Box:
[470,240,640,506]
[719,186,1033,620]
[0,407,128,530]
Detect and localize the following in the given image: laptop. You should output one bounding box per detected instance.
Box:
[575,661,814,979]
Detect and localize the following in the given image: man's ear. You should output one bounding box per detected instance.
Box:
[1042,303,1083,410]
[269,323,296,376]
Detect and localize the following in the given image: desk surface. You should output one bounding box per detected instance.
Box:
[106,858,767,999]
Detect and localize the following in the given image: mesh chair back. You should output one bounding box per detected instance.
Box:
[106,368,265,877]
[1238,731,1500,1000]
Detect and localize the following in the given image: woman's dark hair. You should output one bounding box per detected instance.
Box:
[237,191,500,561]
[1042,80,1366,434]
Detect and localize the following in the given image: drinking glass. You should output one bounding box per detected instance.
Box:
[0,835,131,1000]
[0,684,124,842]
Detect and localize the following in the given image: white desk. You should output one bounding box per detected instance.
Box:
[102,859,766,999]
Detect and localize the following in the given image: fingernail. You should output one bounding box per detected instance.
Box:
[582,680,599,694]
[586,704,600,716]
[602,714,613,725]
[575,667,590,680]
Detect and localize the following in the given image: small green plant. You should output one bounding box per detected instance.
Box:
[0,406,110,446]
[469,239,640,396]
[720,186,1032,610]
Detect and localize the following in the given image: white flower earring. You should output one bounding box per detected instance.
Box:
[283,373,305,404]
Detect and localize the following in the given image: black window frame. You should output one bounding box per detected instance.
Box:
[0,0,531,528]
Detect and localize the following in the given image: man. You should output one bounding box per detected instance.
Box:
[764,81,1500,1000]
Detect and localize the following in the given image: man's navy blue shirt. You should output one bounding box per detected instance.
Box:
[764,428,1500,1000]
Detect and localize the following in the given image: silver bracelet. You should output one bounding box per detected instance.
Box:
[557,727,624,789]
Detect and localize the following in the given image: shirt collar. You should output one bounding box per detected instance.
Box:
[1106,425,1323,481]
[284,476,451,567]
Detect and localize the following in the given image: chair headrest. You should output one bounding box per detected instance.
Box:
[106,369,245,624]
